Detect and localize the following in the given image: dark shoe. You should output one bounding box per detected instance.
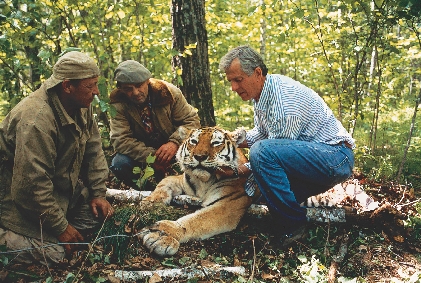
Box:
[280,224,308,248]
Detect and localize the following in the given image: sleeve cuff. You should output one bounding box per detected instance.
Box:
[243,162,252,171]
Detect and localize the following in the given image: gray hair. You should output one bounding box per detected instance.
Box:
[219,45,268,76]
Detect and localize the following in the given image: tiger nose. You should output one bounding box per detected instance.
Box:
[194,154,208,162]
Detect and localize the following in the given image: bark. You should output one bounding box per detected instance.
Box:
[171,0,216,126]
[112,265,246,281]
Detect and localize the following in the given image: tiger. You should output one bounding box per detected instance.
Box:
[139,126,255,256]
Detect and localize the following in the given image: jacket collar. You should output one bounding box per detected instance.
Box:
[46,84,88,131]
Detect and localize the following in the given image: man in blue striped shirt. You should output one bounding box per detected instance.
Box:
[219,45,355,239]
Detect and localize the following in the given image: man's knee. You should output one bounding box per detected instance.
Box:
[249,140,265,164]
[0,227,65,265]
[111,153,135,171]
[110,153,138,182]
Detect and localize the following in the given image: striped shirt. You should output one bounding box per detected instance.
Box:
[246,74,355,148]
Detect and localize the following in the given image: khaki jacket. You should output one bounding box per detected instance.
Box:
[109,78,200,163]
[0,84,109,243]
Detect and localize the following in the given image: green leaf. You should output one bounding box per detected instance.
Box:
[132,166,142,174]
[65,273,76,283]
[179,256,191,265]
[139,165,154,187]
[146,153,156,164]
[99,100,108,112]
[162,257,178,268]
[108,104,117,118]
[199,248,208,259]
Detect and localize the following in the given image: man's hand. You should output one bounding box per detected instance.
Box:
[57,224,84,256]
[217,164,252,178]
[154,141,178,165]
[90,198,114,220]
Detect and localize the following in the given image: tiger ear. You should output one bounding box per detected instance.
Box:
[178,126,192,140]
[229,127,246,145]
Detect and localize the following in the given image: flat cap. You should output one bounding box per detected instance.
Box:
[114,60,152,84]
[44,51,100,89]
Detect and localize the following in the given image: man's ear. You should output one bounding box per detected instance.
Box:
[61,80,72,93]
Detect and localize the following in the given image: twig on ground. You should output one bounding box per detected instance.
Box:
[73,210,113,283]
[328,231,349,283]
[394,197,421,209]
[248,237,256,282]
[397,185,407,206]
[39,212,52,278]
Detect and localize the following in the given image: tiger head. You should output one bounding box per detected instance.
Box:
[176,126,247,182]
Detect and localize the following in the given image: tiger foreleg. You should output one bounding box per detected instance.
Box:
[142,175,185,204]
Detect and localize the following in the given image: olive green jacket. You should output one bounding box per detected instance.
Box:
[0,84,109,243]
[109,78,200,163]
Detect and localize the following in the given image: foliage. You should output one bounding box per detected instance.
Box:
[133,153,157,189]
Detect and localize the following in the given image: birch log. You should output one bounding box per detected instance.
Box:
[113,265,246,281]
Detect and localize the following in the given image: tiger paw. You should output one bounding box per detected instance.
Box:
[139,220,183,256]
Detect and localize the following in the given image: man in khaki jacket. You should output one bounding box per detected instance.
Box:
[109,60,200,188]
[0,51,114,265]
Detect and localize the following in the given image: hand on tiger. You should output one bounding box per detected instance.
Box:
[217,164,251,178]
[216,166,237,177]
[155,141,178,164]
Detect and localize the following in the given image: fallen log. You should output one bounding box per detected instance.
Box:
[106,189,358,222]
[112,265,246,281]
[106,188,150,203]
[105,189,408,243]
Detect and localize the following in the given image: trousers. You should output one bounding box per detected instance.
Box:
[0,184,100,266]
[249,139,354,233]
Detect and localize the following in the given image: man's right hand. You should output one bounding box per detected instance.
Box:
[57,224,84,256]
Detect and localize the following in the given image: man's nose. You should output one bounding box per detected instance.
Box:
[93,85,100,96]
[231,82,239,92]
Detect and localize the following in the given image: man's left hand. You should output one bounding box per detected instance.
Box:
[90,198,114,220]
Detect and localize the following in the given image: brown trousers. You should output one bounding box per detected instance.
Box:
[0,199,101,266]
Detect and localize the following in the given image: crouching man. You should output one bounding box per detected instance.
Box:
[0,51,114,266]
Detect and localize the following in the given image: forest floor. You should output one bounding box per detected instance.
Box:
[1,173,420,283]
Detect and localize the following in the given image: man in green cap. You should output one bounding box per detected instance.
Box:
[0,51,114,265]
[109,60,200,188]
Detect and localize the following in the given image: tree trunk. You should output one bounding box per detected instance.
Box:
[397,86,421,181]
[171,0,216,126]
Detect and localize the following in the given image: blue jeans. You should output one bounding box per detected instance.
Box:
[249,139,354,232]
[110,153,140,187]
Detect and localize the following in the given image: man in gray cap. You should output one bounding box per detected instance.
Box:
[109,60,200,188]
[0,51,114,265]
